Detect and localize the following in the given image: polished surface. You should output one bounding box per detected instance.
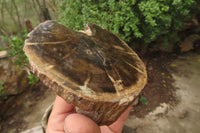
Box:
[25,20,146,96]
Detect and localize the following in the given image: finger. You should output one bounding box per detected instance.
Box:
[100,126,114,133]
[64,113,101,133]
[51,95,75,115]
[109,103,133,133]
[46,95,75,133]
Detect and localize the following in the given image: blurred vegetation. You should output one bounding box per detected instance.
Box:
[6,31,29,66]
[0,0,58,36]
[0,0,199,69]
[27,74,40,84]
[0,0,199,51]
[0,0,57,86]
[0,81,4,97]
[58,0,200,50]
[140,96,148,105]
[0,32,40,85]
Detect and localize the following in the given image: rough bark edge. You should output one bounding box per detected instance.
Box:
[31,65,134,125]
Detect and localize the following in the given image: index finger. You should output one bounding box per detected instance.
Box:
[108,102,134,133]
[46,95,75,133]
[51,95,75,116]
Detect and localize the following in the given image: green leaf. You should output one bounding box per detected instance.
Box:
[0,82,4,97]
[140,96,148,105]
[27,74,39,84]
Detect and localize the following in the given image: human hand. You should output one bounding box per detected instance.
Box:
[46,95,133,133]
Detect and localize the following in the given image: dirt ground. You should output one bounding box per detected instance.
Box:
[0,83,56,133]
[0,49,200,133]
[124,50,200,133]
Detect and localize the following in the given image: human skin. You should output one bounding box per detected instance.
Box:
[46,95,133,133]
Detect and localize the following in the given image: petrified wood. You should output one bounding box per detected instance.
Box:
[23,20,147,125]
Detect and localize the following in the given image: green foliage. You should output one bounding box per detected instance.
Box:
[1,35,9,41]
[27,74,40,84]
[0,81,4,97]
[3,31,39,85]
[58,0,198,48]
[140,96,148,105]
[7,31,29,66]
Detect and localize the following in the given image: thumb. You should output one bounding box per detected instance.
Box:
[64,113,101,133]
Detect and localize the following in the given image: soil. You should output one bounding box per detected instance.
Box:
[124,49,200,133]
[131,52,178,118]
[0,82,56,133]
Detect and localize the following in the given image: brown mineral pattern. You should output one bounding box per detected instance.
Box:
[23,20,147,125]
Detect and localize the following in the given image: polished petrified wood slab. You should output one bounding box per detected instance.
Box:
[24,20,147,125]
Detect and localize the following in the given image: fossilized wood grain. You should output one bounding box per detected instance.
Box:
[24,20,147,125]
